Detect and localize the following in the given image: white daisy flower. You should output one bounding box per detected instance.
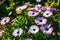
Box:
[0,30,4,37]
[35,17,47,25]
[26,38,32,40]
[28,11,39,16]
[36,0,41,2]
[43,11,53,17]
[0,17,10,25]
[28,25,39,34]
[12,28,23,37]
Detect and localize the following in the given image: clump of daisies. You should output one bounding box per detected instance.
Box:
[2,2,56,39]
[11,2,57,36]
[0,1,57,40]
[27,1,56,35]
[27,3,56,17]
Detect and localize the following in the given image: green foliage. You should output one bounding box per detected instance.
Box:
[12,16,27,27]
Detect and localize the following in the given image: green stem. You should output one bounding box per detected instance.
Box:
[57,0,59,6]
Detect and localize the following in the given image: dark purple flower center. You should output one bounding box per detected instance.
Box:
[32,13,35,15]
[33,29,36,31]
[45,28,49,31]
[17,31,20,33]
[46,13,49,15]
[19,8,21,10]
[40,20,42,22]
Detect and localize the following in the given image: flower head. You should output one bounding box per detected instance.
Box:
[43,10,53,17]
[28,25,39,34]
[0,17,10,25]
[35,17,47,25]
[40,24,53,34]
[50,8,56,14]
[28,11,39,16]
[12,28,23,37]
[16,5,27,12]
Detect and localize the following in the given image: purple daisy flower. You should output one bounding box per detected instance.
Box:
[40,24,53,34]
[35,17,47,25]
[50,8,56,11]
[50,8,56,14]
